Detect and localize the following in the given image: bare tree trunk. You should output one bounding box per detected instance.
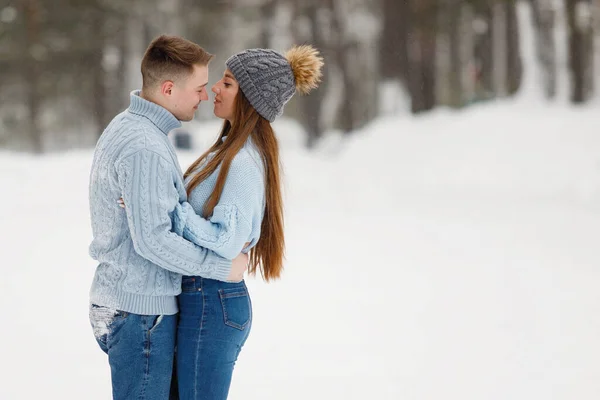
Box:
[21,0,43,153]
[461,4,476,103]
[327,0,351,132]
[100,4,129,132]
[260,0,277,48]
[479,4,494,97]
[162,0,184,36]
[328,0,379,132]
[408,0,438,113]
[380,0,409,83]
[505,0,523,95]
[330,1,354,133]
[115,14,129,115]
[530,0,556,98]
[565,0,594,103]
[90,6,108,138]
[492,1,507,96]
[447,0,464,107]
[293,2,326,148]
[596,0,600,94]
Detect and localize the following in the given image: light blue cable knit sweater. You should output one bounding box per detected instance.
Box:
[173,137,266,262]
[88,91,232,316]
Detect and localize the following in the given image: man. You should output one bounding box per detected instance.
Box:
[88,35,248,400]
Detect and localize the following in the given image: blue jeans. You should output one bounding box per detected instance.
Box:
[176,276,252,400]
[89,304,177,400]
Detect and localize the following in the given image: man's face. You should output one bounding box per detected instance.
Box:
[169,64,209,121]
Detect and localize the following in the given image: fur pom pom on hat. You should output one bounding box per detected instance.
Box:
[226,45,324,122]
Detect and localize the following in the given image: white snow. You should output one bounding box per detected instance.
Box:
[2,2,600,399]
[2,96,600,399]
[89,306,118,340]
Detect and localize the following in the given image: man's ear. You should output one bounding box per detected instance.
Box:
[160,81,175,97]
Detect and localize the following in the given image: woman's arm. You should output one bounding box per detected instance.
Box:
[173,153,265,260]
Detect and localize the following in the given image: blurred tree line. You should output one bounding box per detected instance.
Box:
[0,0,598,152]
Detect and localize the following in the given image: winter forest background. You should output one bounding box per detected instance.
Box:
[2,1,600,399]
[0,0,598,152]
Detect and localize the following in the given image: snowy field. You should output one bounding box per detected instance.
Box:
[2,2,600,397]
[1,95,600,399]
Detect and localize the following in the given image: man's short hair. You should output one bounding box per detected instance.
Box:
[141,35,214,90]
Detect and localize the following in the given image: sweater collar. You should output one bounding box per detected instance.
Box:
[127,90,182,135]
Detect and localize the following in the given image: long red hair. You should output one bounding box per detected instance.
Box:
[184,90,284,281]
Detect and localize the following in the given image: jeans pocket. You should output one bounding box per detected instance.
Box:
[218,286,251,331]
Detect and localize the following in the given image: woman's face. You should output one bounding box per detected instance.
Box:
[212,68,239,122]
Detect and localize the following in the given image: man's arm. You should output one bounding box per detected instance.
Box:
[116,147,232,281]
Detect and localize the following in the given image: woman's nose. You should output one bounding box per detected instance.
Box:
[212,85,220,95]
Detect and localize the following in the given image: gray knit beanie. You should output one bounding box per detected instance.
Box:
[226,45,324,122]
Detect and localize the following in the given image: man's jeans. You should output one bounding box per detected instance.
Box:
[176,276,252,400]
[89,304,177,400]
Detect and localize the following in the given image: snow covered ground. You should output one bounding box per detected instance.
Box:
[2,2,600,397]
[2,95,600,399]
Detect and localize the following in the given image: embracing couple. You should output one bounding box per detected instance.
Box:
[87,35,323,399]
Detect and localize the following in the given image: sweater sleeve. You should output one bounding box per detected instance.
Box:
[172,155,265,260]
[116,148,232,281]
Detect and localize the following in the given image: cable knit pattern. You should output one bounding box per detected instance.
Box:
[172,139,266,262]
[226,48,296,122]
[88,90,232,316]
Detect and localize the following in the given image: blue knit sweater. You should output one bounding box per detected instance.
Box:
[88,91,232,316]
[173,137,266,262]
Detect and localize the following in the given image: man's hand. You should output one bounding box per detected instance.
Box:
[227,252,249,282]
[227,243,251,282]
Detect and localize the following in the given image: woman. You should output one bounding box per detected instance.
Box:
[171,45,323,399]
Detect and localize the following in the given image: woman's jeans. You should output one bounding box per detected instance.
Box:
[176,276,252,400]
[89,304,177,400]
